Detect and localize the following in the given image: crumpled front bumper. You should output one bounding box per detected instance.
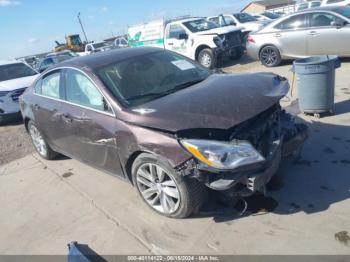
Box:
[200,123,307,193]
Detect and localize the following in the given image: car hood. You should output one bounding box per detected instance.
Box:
[119,73,289,133]
[194,26,241,35]
[0,74,39,92]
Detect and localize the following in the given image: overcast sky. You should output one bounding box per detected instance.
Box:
[0,0,251,59]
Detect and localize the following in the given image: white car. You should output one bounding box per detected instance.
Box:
[253,12,281,21]
[321,0,350,6]
[0,61,38,123]
[128,17,245,69]
[84,42,113,55]
[208,13,270,33]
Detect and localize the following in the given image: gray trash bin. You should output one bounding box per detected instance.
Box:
[292,55,341,118]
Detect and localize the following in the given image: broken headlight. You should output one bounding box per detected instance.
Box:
[181,139,265,170]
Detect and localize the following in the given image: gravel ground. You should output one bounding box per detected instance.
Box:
[0,120,34,166]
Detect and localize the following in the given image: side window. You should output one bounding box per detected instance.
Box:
[209,17,219,25]
[34,79,42,94]
[65,69,109,112]
[223,16,236,25]
[309,13,339,27]
[41,72,61,99]
[120,39,128,45]
[275,14,307,30]
[168,24,186,39]
[311,2,321,7]
[86,45,92,52]
[326,0,344,3]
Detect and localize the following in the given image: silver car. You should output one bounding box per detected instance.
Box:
[246,6,350,67]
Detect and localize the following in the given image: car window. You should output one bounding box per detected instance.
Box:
[168,24,187,39]
[0,63,37,82]
[311,2,321,7]
[121,39,128,45]
[326,0,344,3]
[309,12,339,27]
[275,14,307,29]
[65,69,108,112]
[298,3,309,10]
[223,16,237,25]
[41,72,60,99]
[209,17,220,25]
[33,79,42,94]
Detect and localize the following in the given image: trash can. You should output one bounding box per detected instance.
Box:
[292,55,341,118]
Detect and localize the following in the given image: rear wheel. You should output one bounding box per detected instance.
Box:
[198,48,216,69]
[132,153,206,218]
[260,45,282,67]
[28,120,58,160]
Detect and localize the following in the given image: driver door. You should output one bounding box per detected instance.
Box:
[164,24,189,57]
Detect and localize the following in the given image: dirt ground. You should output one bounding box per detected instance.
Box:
[0,120,33,166]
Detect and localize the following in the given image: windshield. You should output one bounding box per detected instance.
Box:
[97,51,210,107]
[93,42,107,49]
[335,7,350,19]
[183,19,219,32]
[0,63,37,82]
[262,12,280,19]
[234,13,258,23]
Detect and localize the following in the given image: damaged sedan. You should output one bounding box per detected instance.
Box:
[20,47,307,218]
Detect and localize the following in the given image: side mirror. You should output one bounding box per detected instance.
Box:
[178,33,188,40]
[332,19,347,28]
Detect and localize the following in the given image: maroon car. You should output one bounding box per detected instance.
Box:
[20,47,307,218]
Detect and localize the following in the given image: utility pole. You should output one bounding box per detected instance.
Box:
[77,12,88,43]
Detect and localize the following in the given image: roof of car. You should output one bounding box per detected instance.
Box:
[52,47,163,70]
[0,60,24,66]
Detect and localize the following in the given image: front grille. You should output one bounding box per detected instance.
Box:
[10,88,26,102]
[221,31,242,47]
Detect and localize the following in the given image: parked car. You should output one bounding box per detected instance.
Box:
[114,37,129,48]
[253,11,281,21]
[128,17,245,69]
[20,47,307,218]
[208,13,270,33]
[84,42,113,55]
[0,61,38,123]
[38,51,77,73]
[297,1,322,11]
[321,0,350,6]
[246,6,350,67]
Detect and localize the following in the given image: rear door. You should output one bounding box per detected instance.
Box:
[33,69,69,152]
[306,12,350,55]
[273,14,309,57]
[60,68,124,176]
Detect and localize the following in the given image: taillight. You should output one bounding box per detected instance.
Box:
[247,35,255,43]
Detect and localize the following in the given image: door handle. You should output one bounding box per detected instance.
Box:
[274,33,282,38]
[62,114,73,123]
[308,31,317,36]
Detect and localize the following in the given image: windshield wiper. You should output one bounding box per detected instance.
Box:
[126,78,206,102]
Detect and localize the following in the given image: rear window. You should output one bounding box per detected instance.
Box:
[233,13,258,23]
[326,0,345,4]
[0,63,37,82]
[262,12,280,19]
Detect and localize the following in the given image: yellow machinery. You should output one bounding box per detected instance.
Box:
[53,34,85,52]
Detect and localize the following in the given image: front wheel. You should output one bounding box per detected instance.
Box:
[259,45,282,67]
[132,153,206,218]
[198,48,216,69]
[28,120,58,160]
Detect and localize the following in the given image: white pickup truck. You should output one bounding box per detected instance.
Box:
[128,17,244,69]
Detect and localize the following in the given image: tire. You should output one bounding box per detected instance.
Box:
[28,120,58,160]
[131,153,206,218]
[259,45,282,67]
[198,48,216,69]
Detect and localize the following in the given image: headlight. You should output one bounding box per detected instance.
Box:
[0,91,9,97]
[181,139,265,170]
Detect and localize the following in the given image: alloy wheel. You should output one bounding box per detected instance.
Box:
[136,163,180,214]
[200,53,212,68]
[29,124,47,157]
[261,47,278,66]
